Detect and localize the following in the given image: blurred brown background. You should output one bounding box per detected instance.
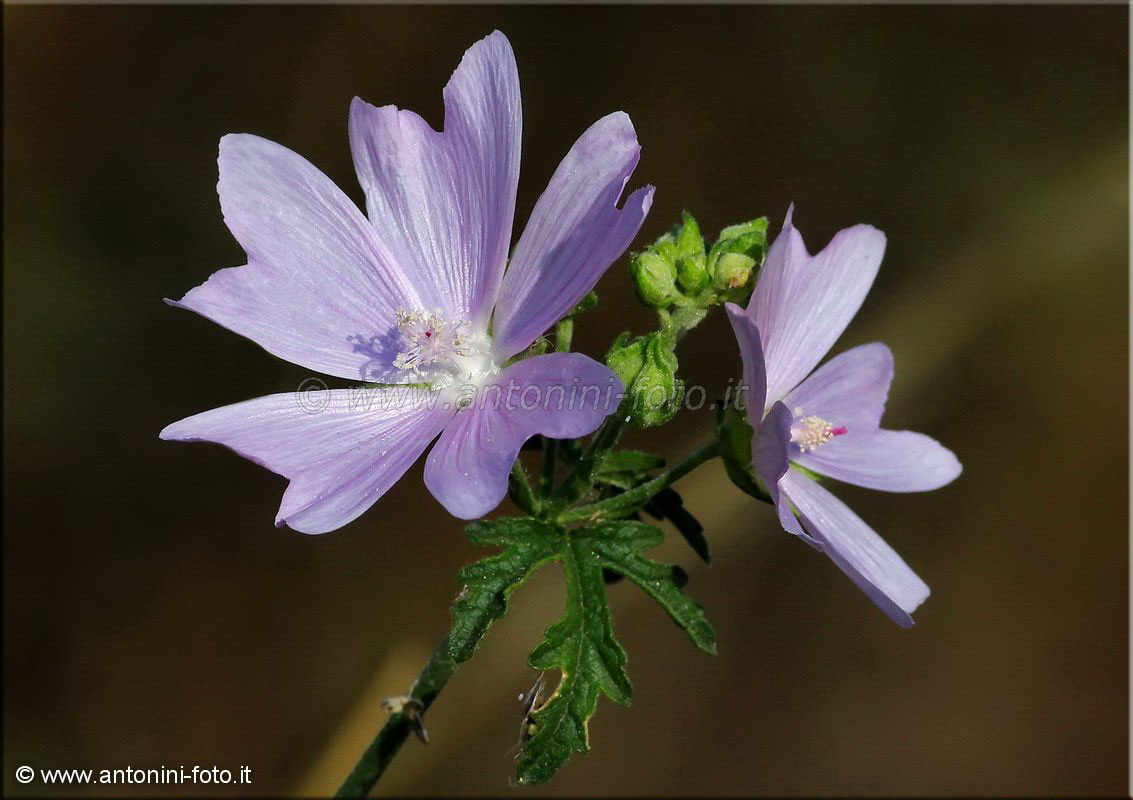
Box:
[3,4,1127,797]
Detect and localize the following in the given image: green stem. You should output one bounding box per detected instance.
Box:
[553,317,574,353]
[539,318,574,497]
[554,404,628,506]
[335,638,458,798]
[509,460,539,515]
[541,439,558,496]
[558,440,719,524]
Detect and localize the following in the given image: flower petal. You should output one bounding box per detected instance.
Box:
[796,429,962,493]
[724,302,767,425]
[779,469,930,627]
[161,388,456,534]
[491,112,654,358]
[748,208,886,402]
[424,353,621,518]
[172,134,426,382]
[349,31,521,329]
[753,401,809,539]
[783,342,893,432]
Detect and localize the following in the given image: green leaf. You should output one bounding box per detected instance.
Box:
[447,519,563,663]
[517,535,632,785]
[597,450,666,474]
[584,521,716,654]
[645,488,710,564]
[592,471,637,491]
[515,520,717,785]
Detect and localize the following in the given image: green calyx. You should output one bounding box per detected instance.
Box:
[605,331,683,427]
[714,401,772,503]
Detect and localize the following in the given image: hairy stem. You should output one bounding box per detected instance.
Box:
[558,440,719,524]
[335,638,458,798]
[553,317,574,353]
[509,460,539,515]
[554,405,628,506]
[540,317,576,496]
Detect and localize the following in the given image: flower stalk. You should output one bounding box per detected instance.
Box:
[335,638,458,799]
[558,440,719,524]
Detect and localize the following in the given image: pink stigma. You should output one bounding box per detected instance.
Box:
[831,426,848,436]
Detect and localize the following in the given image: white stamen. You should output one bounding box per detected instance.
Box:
[392,308,496,386]
[790,409,847,453]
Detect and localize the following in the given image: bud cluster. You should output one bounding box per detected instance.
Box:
[614,213,769,428]
[629,212,768,322]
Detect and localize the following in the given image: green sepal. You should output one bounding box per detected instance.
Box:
[447,518,563,663]
[714,402,772,503]
[572,290,599,315]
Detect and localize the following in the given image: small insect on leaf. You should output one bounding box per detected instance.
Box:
[509,671,548,758]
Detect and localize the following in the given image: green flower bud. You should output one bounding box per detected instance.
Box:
[709,217,768,266]
[604,332,683,427]
[630,251,680,309]
[677,254,710,294]
[712,251,756,291]
[674,211,706,261]
[632,333,683,427]
[605,332,648,388]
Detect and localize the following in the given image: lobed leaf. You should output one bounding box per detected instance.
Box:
[517,535,631,785]
[583,521,716,654]
[645,488,711,564]
[447,518,563,663]
[517,521,716,785]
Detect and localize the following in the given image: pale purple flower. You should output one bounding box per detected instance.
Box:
[726,208,961,626]
[161,32,653,533]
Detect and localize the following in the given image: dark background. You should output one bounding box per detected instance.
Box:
[4,5,1127,797]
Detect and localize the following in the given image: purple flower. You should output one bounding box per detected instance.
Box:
[161,32,653,533]
[726,208,961,626]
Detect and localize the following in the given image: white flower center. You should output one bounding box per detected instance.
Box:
[791,407,848,453]
[392,308,497,387]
